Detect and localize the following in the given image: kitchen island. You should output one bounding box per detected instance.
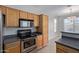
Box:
[55,31,79,53]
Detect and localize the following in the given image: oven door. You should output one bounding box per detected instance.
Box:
[21,38,36,52]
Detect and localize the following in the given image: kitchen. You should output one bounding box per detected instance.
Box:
[0,5,79,53]
[0,5,48,53]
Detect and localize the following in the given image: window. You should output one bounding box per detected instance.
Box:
[64,18,73,31]
[64,16,79,32]
[74,17,79,32]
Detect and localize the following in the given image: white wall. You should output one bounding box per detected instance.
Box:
[48,14,61,40]
[48,16,54,40]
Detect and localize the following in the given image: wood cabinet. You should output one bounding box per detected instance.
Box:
[42,15,48,47]
[4,41,20,53]
[56,43,79,53]
[36,35,43,49]
[0,5,6,15]
[20,11,34,20]
[5,8,19,27]
[34,15,39,27]
[19,10,28,19]
[38,15,48,47]
[27,12,34,20]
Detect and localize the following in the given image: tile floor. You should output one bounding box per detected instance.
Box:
[31,36,60,53]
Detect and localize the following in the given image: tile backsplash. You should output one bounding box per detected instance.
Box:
[3,27,32,36]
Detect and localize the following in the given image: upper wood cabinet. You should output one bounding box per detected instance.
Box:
[20,11,34,20]
[34,15,39,27]
[5,8,19,27]
[19,10,28,19]
[0,5,6,15]
[27,12,34,20]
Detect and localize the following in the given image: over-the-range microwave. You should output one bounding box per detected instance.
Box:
[19,19,34,28]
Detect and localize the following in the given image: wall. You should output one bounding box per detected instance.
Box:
[48,14,61,40]
[48,16,54,40]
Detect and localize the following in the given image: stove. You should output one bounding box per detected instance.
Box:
[17,29,37,53]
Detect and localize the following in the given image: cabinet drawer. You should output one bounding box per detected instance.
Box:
[56,43,79,53]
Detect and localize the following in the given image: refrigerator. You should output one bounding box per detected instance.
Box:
[0,11,3,53]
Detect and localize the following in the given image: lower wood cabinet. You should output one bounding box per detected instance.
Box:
[56,43,79,53]
[4,40,20,53]
[36,35,43,49]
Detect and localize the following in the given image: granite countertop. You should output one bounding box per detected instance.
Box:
[3,35,20,44]
[3,32,42,44]
[55,37,79,50]
[61,31,79,35]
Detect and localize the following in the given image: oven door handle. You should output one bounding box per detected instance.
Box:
[23,41,30,45]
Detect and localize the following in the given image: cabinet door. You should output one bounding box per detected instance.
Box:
[36,35,43,49]
[5,8,19,27]
[34,15,39,27]
[27,12,34,20]
[4,41,20,53]
[42,15,48,47]
[56,43,79,53]
[19,10,28,19]
[0,6,6,15]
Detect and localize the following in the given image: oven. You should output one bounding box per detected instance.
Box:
[21,37,36,53]
[17,29,37,53]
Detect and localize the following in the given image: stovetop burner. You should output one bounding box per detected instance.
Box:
[17,29,37,39]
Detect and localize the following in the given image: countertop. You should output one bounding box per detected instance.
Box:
[3,32,42,44]
[61,31,79,35]
[55,36,79,51]
[3,35,20,44]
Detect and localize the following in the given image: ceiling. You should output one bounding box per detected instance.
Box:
[6,5,79,17]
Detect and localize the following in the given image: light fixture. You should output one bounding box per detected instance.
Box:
[67,5,76,20]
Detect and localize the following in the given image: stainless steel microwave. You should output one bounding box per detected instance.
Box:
[19,19,34,28]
